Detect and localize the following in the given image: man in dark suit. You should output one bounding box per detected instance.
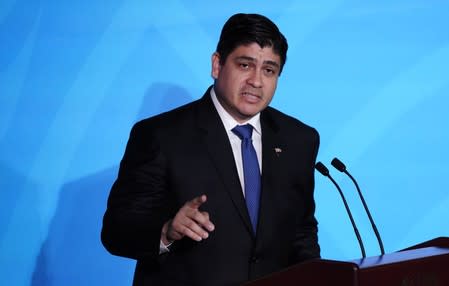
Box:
[101,13,320,285]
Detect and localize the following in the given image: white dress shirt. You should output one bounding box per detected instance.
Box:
[210,87,262,195]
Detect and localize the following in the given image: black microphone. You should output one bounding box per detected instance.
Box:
[331,157,385,255]
[315,162,366,258]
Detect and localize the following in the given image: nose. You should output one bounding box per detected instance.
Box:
[247,69,263,88]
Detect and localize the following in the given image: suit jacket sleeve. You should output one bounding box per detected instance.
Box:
[101,120,171,260]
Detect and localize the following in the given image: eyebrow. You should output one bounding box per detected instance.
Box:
[235,56,280,69]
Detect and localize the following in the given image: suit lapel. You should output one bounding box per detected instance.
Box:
[195,90,254,235]
[257,110,284,241]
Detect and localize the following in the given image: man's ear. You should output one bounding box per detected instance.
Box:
[211,52,221,79]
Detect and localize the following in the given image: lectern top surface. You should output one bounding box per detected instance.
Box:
[351,246,449,269]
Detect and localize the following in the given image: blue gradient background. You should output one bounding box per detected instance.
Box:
[1,1,448,285]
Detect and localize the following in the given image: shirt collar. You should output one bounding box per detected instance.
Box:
[210,87,261,135]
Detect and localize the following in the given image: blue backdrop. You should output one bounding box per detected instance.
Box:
[1,1,449,285]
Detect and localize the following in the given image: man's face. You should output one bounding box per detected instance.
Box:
[211,43,281,123]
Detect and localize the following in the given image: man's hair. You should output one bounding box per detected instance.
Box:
[216,13,288,74]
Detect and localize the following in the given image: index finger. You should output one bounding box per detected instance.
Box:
[186,194,207,209]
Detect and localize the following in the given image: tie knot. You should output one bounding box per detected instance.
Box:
[232,124,253,140]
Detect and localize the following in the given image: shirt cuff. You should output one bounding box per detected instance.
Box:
[159,239,173,254]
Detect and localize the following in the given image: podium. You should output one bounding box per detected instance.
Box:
[244,237,449,286]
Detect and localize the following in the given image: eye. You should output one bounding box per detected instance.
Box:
[264,67,278,76]
[239,63,249,69]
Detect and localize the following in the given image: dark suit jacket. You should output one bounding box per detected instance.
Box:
[101,87,320,286]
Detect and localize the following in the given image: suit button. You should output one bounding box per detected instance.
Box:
[250,256,260,264]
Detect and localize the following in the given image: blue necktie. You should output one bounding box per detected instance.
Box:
[232,124,261,233]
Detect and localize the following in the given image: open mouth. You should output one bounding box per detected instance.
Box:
[241,92,261,102]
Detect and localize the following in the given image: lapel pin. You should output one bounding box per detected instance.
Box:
[274,147,282,157]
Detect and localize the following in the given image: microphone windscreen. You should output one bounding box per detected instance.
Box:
[315,162,329,176]
[331,157,346,172]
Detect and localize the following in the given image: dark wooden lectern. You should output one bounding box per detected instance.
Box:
[245,237,449,286]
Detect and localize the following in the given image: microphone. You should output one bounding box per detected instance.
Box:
[315,162,366,258]
[331,157,385,255]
